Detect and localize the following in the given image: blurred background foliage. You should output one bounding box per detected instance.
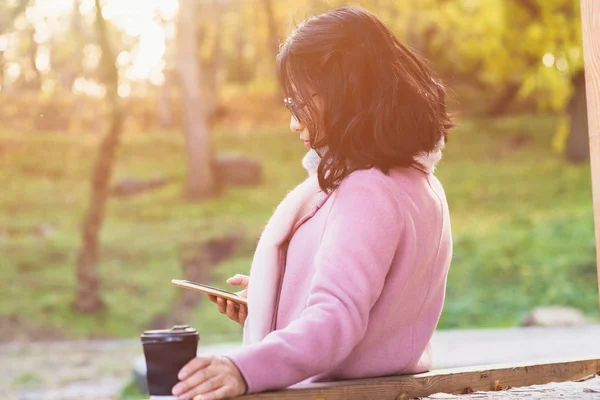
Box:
[0,0,597,340]
[0,0,586,129]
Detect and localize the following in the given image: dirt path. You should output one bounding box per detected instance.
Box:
[0,339,141,400]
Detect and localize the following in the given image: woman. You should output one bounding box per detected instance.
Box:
[172,6,453,400]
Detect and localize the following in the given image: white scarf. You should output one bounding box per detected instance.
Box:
[243,141,444,345]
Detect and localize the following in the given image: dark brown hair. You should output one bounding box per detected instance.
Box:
[276,6,453,193]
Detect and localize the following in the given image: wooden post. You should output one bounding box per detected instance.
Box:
[580,0,600,310]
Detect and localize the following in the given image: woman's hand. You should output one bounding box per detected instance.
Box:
[207,274,249,327]
[172,355,247,400]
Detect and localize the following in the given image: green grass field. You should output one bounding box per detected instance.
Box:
[0,114,597,340]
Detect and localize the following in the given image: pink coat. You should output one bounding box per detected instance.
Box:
[225,149,452,394]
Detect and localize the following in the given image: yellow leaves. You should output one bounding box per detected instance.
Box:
[525,24,544,43]
[537,66,572,111]
[518,74,538,101]
[552,116,570,154]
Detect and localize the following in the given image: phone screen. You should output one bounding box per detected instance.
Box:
[171,279,247,305]
[180,280,239,297]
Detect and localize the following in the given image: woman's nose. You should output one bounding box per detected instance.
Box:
[290,115,304,132]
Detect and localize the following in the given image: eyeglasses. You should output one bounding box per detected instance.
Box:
[283,97,304,122]
[283,93,317,122]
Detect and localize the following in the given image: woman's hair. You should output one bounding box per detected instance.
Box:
[276,6,453,193]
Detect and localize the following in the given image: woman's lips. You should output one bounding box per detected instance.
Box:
[303,140,310,148]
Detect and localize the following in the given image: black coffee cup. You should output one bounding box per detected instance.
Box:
[141,325,199,398]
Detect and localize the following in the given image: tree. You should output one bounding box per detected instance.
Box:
[0,0,29,34]
[23,21,41,91]
[73,0,124,313]
[176,0,216,200]
[0,0,29,92]
[384,0,582,116]
[56,0,85,91]
[263,0,280,61]
[196,0,225,119]
[565,70,589,162]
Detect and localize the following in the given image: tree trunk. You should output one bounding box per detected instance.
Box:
[262,0,282,100]
[234,20,249,84]
[205,1,223,119]
[159,74,172,129]
[565,70,589,163]
[486,82,521,117]
[176,0,216,200]
[197,1,224,120]
[73,0,124,313]
[26,24,42,91]
[0,50,5,91]
[263,0,279,60]
[65,0,84,91]
[159,24,175,130]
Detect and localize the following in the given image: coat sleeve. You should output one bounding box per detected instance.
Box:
[224,171,404,393]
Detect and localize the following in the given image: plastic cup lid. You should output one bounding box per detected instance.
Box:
[141,325,199,342]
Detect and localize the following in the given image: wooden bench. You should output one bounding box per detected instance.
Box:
[240,358,600,399]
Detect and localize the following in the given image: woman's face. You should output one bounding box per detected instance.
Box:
[287,91,322,149]
[290,115,311,148]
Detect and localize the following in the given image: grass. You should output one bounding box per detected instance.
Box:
[0,114,597,340]
[119,381,147,400]
[11,372,45,387]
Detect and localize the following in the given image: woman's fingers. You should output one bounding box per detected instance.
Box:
[178,376,220,400]
[215,296,246,325]
[225,300,239,322]
[173,357,217,399]
[238,304,248,325]
[216,297,227,314]
[207,294,218,304]
[224,300,248,326]
[226,274,249,289]
[173,356,247,400]
[177,355,214,381]
[226,275,249,302]
[194,385,236,400]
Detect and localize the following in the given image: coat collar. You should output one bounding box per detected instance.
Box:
[301,138,445,176]
[413,138,445,174]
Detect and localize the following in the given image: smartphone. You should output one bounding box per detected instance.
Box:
[171,279,248,305]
